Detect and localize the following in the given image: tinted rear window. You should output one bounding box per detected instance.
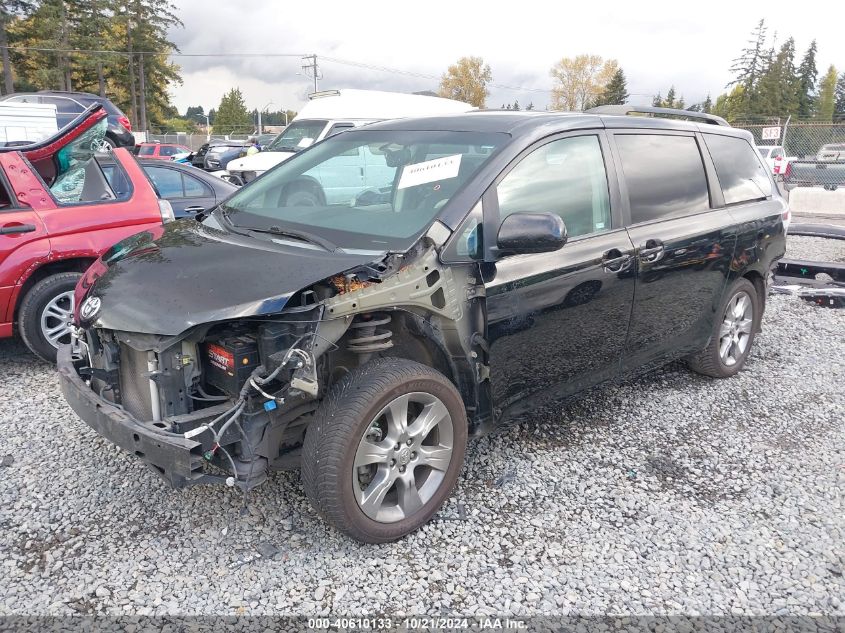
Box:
[704,134,772,205]
[615,134,710,224]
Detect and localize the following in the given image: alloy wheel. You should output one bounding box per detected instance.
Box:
[719,290,753,367]
[352,392,454,523]
[40,290,75,349]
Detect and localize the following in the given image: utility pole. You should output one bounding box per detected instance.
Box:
[301,54,321,93]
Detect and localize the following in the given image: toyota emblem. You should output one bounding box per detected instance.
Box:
[79,296,101,321]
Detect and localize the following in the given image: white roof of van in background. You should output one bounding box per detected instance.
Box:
[294,89,475,121]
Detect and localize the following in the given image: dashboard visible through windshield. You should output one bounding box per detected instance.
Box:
[219,129,507,252]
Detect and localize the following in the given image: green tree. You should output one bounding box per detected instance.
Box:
[438,56,492,108]
[712,85,746,124]
[213,88,253,133]
[702,94,713,113]
[754,37,799,117]
[512,99,520,111]
[835,73,845,120]
[592,68,628,106]
[654,86,684,109]
[796,39,818,117]
[729,19,768,114]
[816,65,837,121]
[0,0,36,94]
[526,101,534,111]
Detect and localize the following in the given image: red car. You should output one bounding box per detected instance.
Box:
[0,104,170,361]
[136,142,192,160]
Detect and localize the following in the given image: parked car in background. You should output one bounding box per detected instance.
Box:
[193,139,246,171]
[0,101,58,146]
[816,143,845,162]
[61,105,786,543]
[755,145,795,177]
[101,158,237,218]
[136,142,192,160]
[784,158,845,190]
[0,90,134,150]
[0,105,169,362]
[225,89,474,184]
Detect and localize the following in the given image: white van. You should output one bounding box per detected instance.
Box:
[0,102,58,146]
[224,89,474,185]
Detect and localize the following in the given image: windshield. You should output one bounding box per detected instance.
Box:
[220,129,506,251]
[757,148,769,158]
[266,120,329,152]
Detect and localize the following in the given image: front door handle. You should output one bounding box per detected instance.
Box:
[601,248,632,273]
[639,239,664,263]
[183,205,205,213]
[1,224,37,235]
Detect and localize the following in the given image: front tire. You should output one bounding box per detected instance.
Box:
[302,358,468,543]
[687,277,760,378]
[18,272,81,363]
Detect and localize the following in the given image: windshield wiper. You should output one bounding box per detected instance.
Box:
[243,225,339,252]
[269,145,300,153]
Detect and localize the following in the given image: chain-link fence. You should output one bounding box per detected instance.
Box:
[733,120,845,191]
[143,132,256,152]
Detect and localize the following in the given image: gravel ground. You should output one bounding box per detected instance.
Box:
[786,235,845,263]
[1,280,843,617]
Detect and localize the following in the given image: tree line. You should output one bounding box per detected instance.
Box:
[711,20,843,123]
[0,0,181,130]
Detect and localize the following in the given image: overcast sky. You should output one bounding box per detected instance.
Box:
[167,0,843,116]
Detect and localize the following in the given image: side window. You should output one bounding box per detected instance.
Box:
[138,145,156,156]
[182,173,210,197]
[704,134,773,205]
[615,134,710,224]
[41,96,84,114]
[159,145,179,157]
[496,135,611,238]
[147,166,184,199]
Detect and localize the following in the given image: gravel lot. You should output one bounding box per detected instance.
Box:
[786,235,845,263]
[1,256,843,617]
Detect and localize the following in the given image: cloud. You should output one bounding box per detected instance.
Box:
[165,0,844,114]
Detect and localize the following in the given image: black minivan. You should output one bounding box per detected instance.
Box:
[59,106,787,543]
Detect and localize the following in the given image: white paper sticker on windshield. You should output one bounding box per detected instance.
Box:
[397,154,462,190]
[297,137,314,148]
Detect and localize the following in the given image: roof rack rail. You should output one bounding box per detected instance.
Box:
[586,104,730,127]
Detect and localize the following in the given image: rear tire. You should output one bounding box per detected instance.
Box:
[302,357,467,543]
[18,272,81,363]
[687,277,760,378]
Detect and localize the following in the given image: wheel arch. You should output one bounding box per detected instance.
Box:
[14,257,94,321]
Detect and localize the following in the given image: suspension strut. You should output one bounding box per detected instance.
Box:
[347,313,393,363]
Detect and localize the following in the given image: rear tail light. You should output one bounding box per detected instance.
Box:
[158,199,175,224]
[784,162,792,178]
[118,115,132,132]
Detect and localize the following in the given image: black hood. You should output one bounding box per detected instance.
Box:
[83,218,382,336]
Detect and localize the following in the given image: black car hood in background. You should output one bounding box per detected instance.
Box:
[87,219,383,336]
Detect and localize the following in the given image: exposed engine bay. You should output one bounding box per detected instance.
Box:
[67,237,490,490]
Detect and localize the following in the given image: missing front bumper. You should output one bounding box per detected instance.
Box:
[57,345,228,488]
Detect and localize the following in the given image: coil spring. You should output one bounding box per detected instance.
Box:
[347,313,393,354]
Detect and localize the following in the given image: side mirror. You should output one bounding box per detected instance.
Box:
[496,212,567,255]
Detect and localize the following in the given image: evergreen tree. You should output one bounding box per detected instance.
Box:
[729,19,768,114]
[526,101,534,110]
[652,92,662,107]
[185,105,205,119]
[755,37,798,117]
[592,68,628,106]
[702,94,713,113]
[816,65,837,121]
[512,100,520,111]
[665,86,676,108]
[0,0,36,94]
[835,73,845,120]
[796,39,818,117]
[213,88,252,133]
